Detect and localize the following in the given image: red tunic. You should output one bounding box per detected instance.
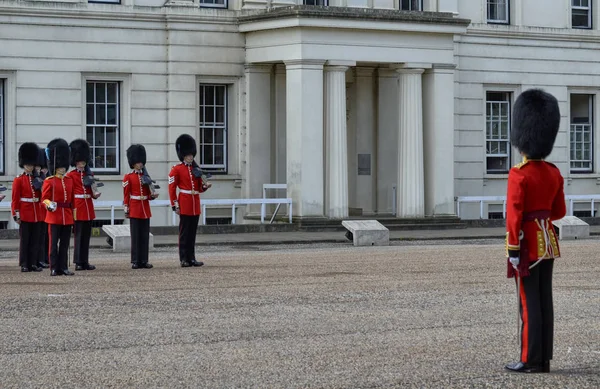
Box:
[123,171,152,219]
[11,173,43,223]
[168,163,207,216]
[42,175,75,225]
[505,158,566,277]
[66,169,97,221]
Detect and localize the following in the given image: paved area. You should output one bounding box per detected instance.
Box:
[0,238,598,388]
[0,225,599,250]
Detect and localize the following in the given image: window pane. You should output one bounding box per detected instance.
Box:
[202,144,213,164]
[86,83,94,103]
[215,129,224,143]
[215,146,224,165]
[106,127,117,146]
[107,83,117,104]
[95,83,105,103]
[94,127,105,146]
[107,104,117,125]
[216,107,225,124]
[96,105,106,125]
[106,147,117,169]
[205,87,214,106]
[86,104,94,125]
[96,147,106,169]
[215,85,226,105]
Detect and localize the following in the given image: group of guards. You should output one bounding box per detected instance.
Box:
[7,134,210,275]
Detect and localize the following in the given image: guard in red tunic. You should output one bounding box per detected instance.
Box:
[12,142,43,272]
[168,134,211,267]
[35,147,50,269]
[67,139,100,271]
[123,144,158,269]
[504,89,566,374]
[42,138,75,276]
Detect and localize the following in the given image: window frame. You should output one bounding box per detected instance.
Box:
[198,83,229,175]
[399,0,423,10]
[0,79,4,175]
[569,93,594,173]
[572,0,593,29]
[199,0,228,9]
[486,0,510,25]
[485,90,513,175]
[88,0,121,4]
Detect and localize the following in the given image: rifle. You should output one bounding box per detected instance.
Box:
[191,160,212,182]
[82,159,104,195]
[141,166,160,197]
[32,169,44,191]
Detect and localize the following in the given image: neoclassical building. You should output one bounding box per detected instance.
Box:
[1,0,599,225]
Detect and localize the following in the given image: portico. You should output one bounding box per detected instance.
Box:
[240,6,469,219]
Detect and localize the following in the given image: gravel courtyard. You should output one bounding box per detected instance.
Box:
[0,239,598,388]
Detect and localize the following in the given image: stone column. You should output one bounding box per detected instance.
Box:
[324,62,351,218]
[285,60,325,218]
[273,64,287,185]
[244,64,272,212]
[396,67,425,218]
[355,66,377,215]
[422,65,456,216]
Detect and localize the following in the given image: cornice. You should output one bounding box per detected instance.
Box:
[466,24,600,43]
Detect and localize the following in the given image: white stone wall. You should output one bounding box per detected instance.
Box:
[455,0,600,218]
[0,1,245,225]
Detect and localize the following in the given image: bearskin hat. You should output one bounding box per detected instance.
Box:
[69,138,91,166]
[18,142,40,168]
[46,138,70,174]
[126,144,146,168]
[511,89,560,160]
[37,147,48,169]
[175,134,197,162]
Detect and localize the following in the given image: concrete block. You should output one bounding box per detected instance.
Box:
[552,216,590,240]
[342,220,389,247]
[102,225,154,252]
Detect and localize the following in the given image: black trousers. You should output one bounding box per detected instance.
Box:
[74,220,92,265]
[516,259,554,365]
[130,218,150,265]
[39,222,49,264]
[178,215,200,263]
[49,224,72,271]
[19,221,41,268]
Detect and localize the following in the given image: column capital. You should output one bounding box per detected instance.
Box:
[394,67,425,75]
[284,59,326,70]
[326,60,356,67]
[426,63,457,74]
[325,65,350,73]
[355,66,376,77]
[274,63,286,75]
[244,63,273,73]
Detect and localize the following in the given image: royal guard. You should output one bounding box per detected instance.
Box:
[168,134,211,267]
[12,142,43,272]
[504,89,566,374]
[67,139,100,271]
[35,147,50,269]
[123,144,158,269]
[42,138,75,276]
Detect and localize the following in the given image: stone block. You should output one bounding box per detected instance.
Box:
[102,225,154,252]
[551,216,589,240]
[341,220,389,247]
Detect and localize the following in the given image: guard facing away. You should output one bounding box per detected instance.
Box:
[12,142,43,272]
[123,144,158,269]
[42,138,76,276]
[67,139,100,271]
[168,134,211,267]
[504,89,566,374]
[35,147,50,269]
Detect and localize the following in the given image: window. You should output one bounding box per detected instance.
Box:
[487,0,509,24]
[86,81,120,173]
[572,0,592,28]
[199,84,227,173]
[570,94,594,172]
[303,0,328,4]
[0,79,4,175]
[486,91,512,174]
[400,0,422,10]
[89,0,120,3]
[200,0,227,8]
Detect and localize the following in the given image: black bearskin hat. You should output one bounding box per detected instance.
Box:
[37,147,48,169]
[46,138,70,174]
[18,142,40,168]
[69,138,91,166]
[511,88,560,160]
[126,144,146,168]
[175,134,197,162]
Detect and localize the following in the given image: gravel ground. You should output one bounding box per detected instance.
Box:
[0,239,598,388]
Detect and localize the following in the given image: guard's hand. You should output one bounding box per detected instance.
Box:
[509,257,519,269]
[47,202,57,212]
[13,214,21,225]
[124,206,130,218]
[151,193,159,199]
[203,182,212,190]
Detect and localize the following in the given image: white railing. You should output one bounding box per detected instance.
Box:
[0,198,293,226]
[455,195,600,219]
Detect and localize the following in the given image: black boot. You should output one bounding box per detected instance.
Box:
[38,262,50,269]
[190,259,204,267]
[505,361,543,373]
[542,361,550,373]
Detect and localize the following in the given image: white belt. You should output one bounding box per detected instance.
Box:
[130,195,148,200]
[75,194,91,199]
[20,198,39,203]
[179,189,200,195]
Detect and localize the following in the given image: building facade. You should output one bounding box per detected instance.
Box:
[0,0,598,226]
